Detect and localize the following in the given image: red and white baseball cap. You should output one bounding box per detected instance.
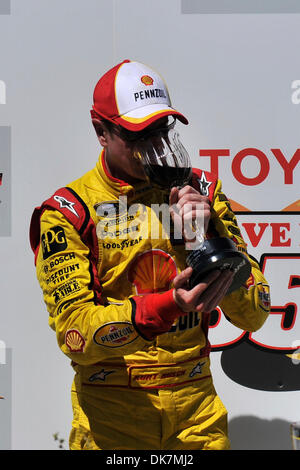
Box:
[91,59,188,131]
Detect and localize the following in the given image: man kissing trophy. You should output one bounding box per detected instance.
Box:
[133,120,251,293]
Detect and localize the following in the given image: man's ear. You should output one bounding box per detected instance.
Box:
[92,118,107,147]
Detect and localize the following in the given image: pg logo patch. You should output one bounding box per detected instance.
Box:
[41,225,67,259]
[257,282,271,312]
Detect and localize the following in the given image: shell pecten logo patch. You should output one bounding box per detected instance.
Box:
[141,75,154,86]
[93,322,139,348]
[128,249,177,294]
[65,329,85,352]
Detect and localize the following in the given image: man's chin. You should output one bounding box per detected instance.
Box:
[130,166,148,183]
[133,174,148,184]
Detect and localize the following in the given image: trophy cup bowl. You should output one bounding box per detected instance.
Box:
[186,237,251,294]
[133,121,251,295]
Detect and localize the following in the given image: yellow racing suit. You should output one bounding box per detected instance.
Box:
[29,151,270,450]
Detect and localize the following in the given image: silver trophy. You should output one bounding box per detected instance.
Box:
[134,119,251,294]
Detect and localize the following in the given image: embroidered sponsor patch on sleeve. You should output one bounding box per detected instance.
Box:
[93,322,139,348]
[65,329,85,352]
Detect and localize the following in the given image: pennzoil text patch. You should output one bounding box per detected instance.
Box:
[93,322,139,348]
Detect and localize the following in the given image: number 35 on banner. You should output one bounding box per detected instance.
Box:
[209,254,300,353]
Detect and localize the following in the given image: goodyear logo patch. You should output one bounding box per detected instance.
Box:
[93,322,139,348]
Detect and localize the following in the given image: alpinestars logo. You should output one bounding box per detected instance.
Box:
[54,195,79,218]
[189,361,206,377]
[88,369,115,382]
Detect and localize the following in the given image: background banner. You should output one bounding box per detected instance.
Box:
[0,0,10,15]
[182,0,300,14]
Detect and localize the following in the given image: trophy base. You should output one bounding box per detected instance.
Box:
[186,238,251,294]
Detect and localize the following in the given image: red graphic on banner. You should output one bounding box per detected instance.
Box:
[199,146,300,390]
[241,223,291,247]
[282,200,300,211]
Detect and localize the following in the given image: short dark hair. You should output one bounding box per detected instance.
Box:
[101,119,115,134]
[92,118,116,137]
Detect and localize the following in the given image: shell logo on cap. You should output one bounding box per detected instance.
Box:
[128,249,177,294]
[141,75,154,86]
[65,329,85,352]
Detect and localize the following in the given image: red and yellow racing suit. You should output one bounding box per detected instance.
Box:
[29,151,270,450]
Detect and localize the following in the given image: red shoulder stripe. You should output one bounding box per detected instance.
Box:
[29,187,102,305]
[191,168,217,202]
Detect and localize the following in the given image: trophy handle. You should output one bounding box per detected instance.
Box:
[186,218,205,251]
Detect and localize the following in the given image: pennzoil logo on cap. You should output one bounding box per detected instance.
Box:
[141,75,154,86]
[93,322,139,348]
